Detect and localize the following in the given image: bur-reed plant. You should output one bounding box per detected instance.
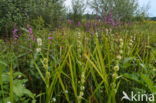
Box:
[0,23,156,103]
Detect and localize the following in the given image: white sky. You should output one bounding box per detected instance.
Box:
[65,0,156,17]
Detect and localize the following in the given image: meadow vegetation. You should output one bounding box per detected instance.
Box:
[0,0,156,103]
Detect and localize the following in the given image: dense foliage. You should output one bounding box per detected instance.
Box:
[90,0,145,22]
[30,0,65,27]
[0,0,156,103]
[0,21,156,103]
[69,0,86,24]
[0,0,31,35]
[0,0,65,36]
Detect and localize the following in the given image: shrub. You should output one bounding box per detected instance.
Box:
[0,0,31,36]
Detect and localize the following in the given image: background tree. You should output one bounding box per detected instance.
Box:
[90,0,143,21]
[0,0,31,36]
[0,0,65,36]
[31,0,65,28]
[69,0,86,24]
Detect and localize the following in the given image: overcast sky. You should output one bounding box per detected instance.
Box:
[65,0,156,17]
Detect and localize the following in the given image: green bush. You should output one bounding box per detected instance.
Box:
[30,0,65,28]
[0,0,65,36]
[0,0,31,36]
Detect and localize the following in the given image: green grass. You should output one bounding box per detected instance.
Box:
[0,22,156,103]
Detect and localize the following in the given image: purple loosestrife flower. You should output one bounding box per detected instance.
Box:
[12,28,18,34]
[12,28,19,40]
[48,37,53,40]
[77,21,81,26]
[103,11,119,27]
[48,33,53,40]
[13,35,19,39]
[27,27,36,41]
[28,27,33,35]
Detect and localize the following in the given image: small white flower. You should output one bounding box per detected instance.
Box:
[130,39,133,43]
[78,32,81,35]
[105,28,109,34]
[112,73,118,79]
[17,75,22,78]
[80,86,85,90]
[129,43,133,46]
[65,90,68,94]
[81,78,85,84]
[7,101,11,103]
[100,90,103,93]
[119,38,123,42]
[117,55,122,60]
[37,38,42,46]
[133,37,136,41]
[78,81,81,84]
[78,95,82,99]
[36,48,41,52]
[81,72,85,78]
[119,50,123,54]
[113,65,119,72]
[52,97,56,102]
[79,91,84,97]
[77,33,81,38]
[120,42,124,47]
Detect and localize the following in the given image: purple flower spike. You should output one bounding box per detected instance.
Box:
[48,37,53,40]
[28,27,33,34]
[12,28,19,40]
[12,29,18,34]
[77,21,81,26]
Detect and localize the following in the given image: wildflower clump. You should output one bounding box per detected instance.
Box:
[36,38,42,52]
[12,28,21,40]
[27,26,35,40]
[129,36,134,48]
[112,37,124,79]
[127,35,135,54]
[51,97,56,103]
[48,33,53,40]
[42,58,51,85]
[78,71,86,103]
[116,38,124,60]
[77,32,82,58]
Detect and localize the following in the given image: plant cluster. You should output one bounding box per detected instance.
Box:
[0,22,156,102]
